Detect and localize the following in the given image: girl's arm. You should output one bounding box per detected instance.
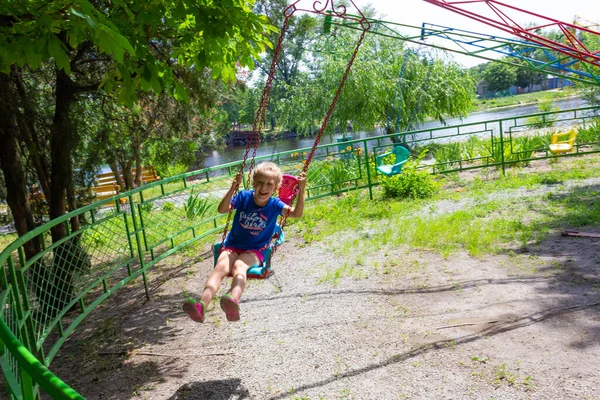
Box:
[218,173,242,214]
[287,172,306,218]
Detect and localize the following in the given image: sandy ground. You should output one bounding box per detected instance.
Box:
[47,186,600,400]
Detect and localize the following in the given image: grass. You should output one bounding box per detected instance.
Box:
[317,261,369,285]
[471,87,580,112]
[0,233,17,252]
[293,154,600,262]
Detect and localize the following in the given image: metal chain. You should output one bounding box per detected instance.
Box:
[219,14,293,249]
[268,28,369,264]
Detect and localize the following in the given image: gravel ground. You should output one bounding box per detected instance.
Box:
[43,160,600,399]
[50,217,600,400]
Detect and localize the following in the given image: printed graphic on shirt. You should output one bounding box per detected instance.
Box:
[239,210,267,235]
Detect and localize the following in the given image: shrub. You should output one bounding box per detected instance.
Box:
[577,118,600,145]
[526,101,557,128]
[433,142,461,171]
[381,151,439,199]
[185,191,213,220]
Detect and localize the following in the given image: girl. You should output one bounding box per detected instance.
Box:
[183,162,306,322]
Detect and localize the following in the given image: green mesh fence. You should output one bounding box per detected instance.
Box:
[1,105,600,399]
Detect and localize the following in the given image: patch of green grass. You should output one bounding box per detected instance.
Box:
[297,154,600,259]
[472,88,579,112]
[317,261,368,285]
[0,233,18,252]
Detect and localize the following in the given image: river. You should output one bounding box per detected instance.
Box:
[195,96,589,169]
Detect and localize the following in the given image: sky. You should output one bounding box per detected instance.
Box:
[346,0,600,67]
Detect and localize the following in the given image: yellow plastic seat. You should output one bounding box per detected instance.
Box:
[549,129,577,154]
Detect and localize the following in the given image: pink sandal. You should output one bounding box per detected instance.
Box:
[220,294,240,322]
[183,299,205,323]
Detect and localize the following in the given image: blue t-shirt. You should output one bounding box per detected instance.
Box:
[224,190,286,250]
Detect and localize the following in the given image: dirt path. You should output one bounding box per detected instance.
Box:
[50,213,600,399]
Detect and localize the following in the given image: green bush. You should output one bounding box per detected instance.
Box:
[381,151,439,199]
[512,135,546,163]
[526,101,557,128]
[577,118,600,144]
[433,142,462,171]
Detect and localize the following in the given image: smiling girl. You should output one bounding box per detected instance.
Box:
[183,162,306,322]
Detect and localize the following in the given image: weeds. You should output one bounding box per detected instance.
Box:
[184,191,213,220]
[381,150,440,199]
[296,153,600,259]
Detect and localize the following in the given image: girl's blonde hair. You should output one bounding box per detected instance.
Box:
[250,161,282,188]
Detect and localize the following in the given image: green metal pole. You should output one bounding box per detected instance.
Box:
[364,141,373,200]
[499,120,506,176]
[128,194,149,301]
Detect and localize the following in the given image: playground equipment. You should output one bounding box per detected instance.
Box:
[336,16,600,87]
[424,0,600,68]
[549,129,578,154]
[375,145,411,177]
[216,0,370,275]
[419,23,600,86]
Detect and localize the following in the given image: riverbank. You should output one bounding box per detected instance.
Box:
[471,87,582,113]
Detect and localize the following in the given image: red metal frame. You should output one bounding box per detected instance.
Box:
[424,0,600,68]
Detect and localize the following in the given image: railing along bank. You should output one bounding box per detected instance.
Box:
[1,105,599,399]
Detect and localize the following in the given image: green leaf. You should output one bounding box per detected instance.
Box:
[69,7,97,29]
[173,81,188,102]
[48,34,71,74]
[142,64,152,82]
[151,74,162,94]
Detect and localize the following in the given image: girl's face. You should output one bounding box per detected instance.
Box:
[252,172,279,206]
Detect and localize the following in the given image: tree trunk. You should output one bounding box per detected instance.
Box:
[0,74,41,259]
[11,67,52,201]
[49,70,76,243]
[109,162,126,190]
[133,144,143,187]
[120,160,135,190]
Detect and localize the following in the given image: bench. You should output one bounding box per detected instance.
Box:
[93,166,160,203]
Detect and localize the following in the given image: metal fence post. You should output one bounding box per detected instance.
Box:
[499,120,506,176]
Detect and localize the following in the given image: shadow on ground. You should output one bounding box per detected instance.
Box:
[168,379,250,400]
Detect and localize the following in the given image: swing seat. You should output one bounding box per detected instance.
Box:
[213,225,285,279]
[549,129,577,154]
[375,145,410,176]
[213,174,298,279]
[278,174,299,205]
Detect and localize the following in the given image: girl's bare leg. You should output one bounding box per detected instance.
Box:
[201,251,237,307]
[228,252,260,300]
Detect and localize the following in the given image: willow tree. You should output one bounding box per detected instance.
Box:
[276,20,475,137]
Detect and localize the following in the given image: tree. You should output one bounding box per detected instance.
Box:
[252,0,322,131]
[275,23,475,137]
[0,0,273,241]
[482,62,517,93]
[514,61,547,90]
[1,0,273,315]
